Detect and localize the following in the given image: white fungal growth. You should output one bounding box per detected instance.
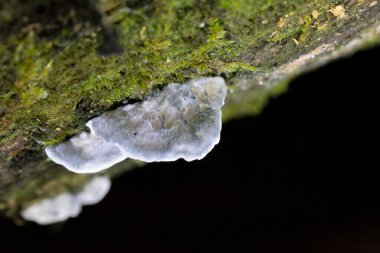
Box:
[76,176,111,205]
[88,77,226,162]
[45,77,227,173]
[21,194,81,225]
[21,176,111,225]
[46,132,125,174]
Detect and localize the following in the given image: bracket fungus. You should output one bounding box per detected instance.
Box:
[21,193,82,225]
[46,77,227,173]
[76,176,112,205]
[45,132,125,174]
[21,176,111,225]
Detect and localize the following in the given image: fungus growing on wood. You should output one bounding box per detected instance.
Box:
[21,193,81,225]
[77,176,111,205]
[21,176,111,225]
[46,132,125,174]
[45,77,227,173]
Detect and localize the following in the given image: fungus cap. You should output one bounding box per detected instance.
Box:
[77,176,112,205]
[46,77,227,173]
[88,76,227,162]
[45,132,125,174]
[21,193,82,225]
[21,176,111,225]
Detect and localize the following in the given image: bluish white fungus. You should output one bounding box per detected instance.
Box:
[21,176,111,225]
[45,132,125,173]
[76,176,111,205]
[21,193,81,225]
[88,77,227,162]
[45,77,227,173]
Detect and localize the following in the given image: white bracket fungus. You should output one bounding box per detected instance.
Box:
[21,193,81,226]
[46,77,227,173]
[21,176,111,225]
[45,132,125,174]
[76,176,112,205]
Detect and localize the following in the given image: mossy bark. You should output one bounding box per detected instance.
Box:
[0,0,379,222]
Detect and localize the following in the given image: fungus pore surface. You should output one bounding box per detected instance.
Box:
[45,77,227,173]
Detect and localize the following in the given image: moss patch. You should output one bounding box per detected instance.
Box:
[0,0,363,148]
[0,0,379,220]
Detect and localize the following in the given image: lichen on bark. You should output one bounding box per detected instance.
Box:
[0,0,379,222]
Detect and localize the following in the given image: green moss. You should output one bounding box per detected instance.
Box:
[0,0,369,149]
[1,0,379,155]
[1,0,379,220]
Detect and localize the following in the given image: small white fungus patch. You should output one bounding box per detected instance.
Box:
[45,77,227,173]
[21,176,111,225]
[21,193,81,225]
[46,132,125,174]
[76,176,111,205]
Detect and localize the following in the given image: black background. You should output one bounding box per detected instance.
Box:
[1,46,379,253]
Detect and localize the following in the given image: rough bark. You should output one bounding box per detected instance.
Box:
[0,0,379,222]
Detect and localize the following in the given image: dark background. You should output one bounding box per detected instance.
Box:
[1,46,379,253]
